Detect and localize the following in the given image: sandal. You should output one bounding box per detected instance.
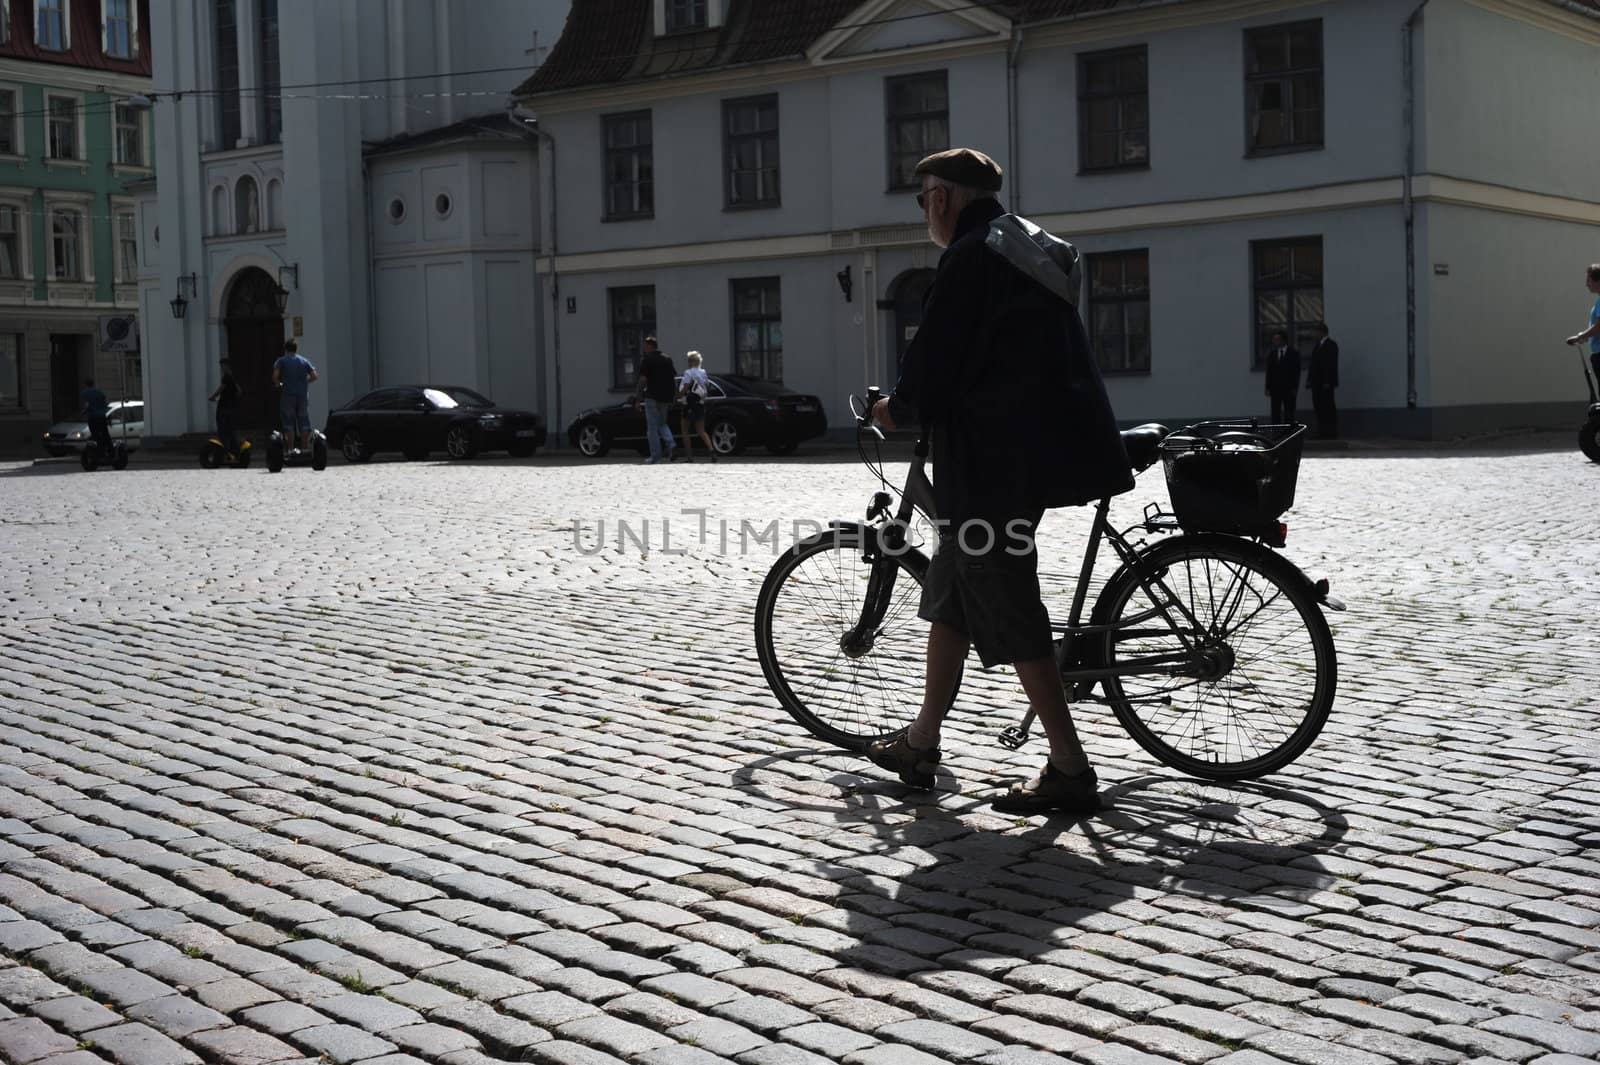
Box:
[991,762,1099,816]
[865,728,941,789]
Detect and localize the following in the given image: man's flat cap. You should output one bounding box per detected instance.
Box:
[914,147,1003,192]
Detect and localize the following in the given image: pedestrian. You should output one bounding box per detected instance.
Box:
[1306,324,1339,439]
[1563,264,1600,383]
[81,377,111,456]
[866,147,1133,815]
[1265,330,1300,425]
[271,338,319,451]
[208,358,241,454]
[635,335,676,464]
[677,350,715,462]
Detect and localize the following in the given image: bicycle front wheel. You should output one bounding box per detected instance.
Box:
[755,528,933,752]
[1095,534,1336,780]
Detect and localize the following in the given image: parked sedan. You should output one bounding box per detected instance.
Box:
[567,374,827,458]
[324,385,546,462]
[41,400,144,456]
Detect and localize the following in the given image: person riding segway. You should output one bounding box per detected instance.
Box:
[79,377,128,471]
[266,339,327,472]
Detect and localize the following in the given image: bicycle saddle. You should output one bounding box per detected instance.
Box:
[1120,423,1171,471]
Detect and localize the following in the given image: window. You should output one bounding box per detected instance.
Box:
[1245,20,1323,154]
[115,104,143,166]
[724,95,779,208]
[0,206,20,278]
[47,96,77,160]
[51,210,80,280]
[732,277,782,382]
[609,286,656,389]
[1079,47,1148,171]
[1252,238,1322,369]
[0,334,20,409]
[216,0,241,149]
[259,0,281,143]
[603,111,653,220]
[1087,251,1150,374]
[0,90,16,155]
[104,0,133,58]
[117,212,137,282]
[36,0,64,49]
[665,0,707,32]
[886,71,948,190]
[235,175,259,234]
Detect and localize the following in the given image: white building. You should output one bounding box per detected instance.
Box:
[515,0,1600,440]
[139,0,569,440]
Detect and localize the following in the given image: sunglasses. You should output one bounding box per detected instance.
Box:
[916,187,935,210]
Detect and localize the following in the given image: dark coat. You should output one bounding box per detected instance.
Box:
[889,198,1133,525]
[1265,345,1301,397]
[1307,337,1339,389]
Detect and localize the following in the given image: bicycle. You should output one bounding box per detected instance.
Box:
[754,388,1344,782]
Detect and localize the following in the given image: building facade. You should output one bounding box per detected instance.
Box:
[0,0,152,454]
[515,0,1600,441]
[139,0,568,443]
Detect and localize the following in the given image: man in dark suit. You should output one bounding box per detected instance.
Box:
[1307,323,1340,439]
[1264,331,1300,425]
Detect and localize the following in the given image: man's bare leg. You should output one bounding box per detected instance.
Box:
[908,621,967,749]
[1014,657,1090,774]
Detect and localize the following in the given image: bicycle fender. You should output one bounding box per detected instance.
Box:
[1097,533,1343,616]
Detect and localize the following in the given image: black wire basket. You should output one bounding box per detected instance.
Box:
[1159,422,1305,535]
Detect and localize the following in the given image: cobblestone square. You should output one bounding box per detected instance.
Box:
[0,443,1596,1065]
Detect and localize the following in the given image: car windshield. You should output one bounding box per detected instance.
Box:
[423,387,493,409]
[715,375,790,398]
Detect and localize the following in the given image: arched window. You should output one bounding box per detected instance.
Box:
[211,185,228,236]
[235,175,259,235]
[265,179,283,230]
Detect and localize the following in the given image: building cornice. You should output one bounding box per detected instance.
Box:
[0,60,149,96]
[807,0,1010,66]
[1462,0,1600,43]
[535,174,1600,275]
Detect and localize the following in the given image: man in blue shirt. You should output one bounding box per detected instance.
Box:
[81,377,111,455]
[271,339,319,450]
[1565,265,1600,385]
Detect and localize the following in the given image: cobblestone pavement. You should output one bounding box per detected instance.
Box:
[0,444,1597,1065]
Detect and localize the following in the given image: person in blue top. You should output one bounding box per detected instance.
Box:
[1564,264,1600,384]
[271,338,319,450]
[80,377,111,455]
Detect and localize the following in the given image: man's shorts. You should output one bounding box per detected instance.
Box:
[917,510,1053,668]
[279,392,310,434]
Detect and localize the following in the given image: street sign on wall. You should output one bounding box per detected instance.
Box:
[99,315,140,353]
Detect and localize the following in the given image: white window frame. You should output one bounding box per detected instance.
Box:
[43,193,93,284]
[113,103,146,167]
[0,84,23,158]
[0,195,31,281]
[0,2,11,46]
[49,209,82,281]
[35,0,69,51]
[113,202,137,283]
[102,0,137,59]
[45,92,85,164]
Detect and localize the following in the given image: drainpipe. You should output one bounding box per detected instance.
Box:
[509,107,561,444]
[1006,25,1023,214]
[1402,0,1431,411]
[362,159,380,392]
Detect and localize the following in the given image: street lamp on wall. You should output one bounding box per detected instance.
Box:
[277,263,298,291]
[169,273,197,319]
[836,264,853,303]
[272,284,290,315]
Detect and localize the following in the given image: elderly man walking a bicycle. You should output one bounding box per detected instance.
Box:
[866,148,1133,815]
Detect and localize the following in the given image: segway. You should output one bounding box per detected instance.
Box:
[80,438,128,471]
[265,429,327,473]
[200,437,253,468]
[1570,340,1600,463]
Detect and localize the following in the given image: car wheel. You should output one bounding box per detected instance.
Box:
[575,421,610,458]
[445,424,480,459]
[341,430,372,464]
[765,440,798,456]
[508,442,537,458]
[403,446,428,461]
[709,418,742,456]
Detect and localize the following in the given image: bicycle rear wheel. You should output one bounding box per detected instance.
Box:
[755,528,935,751]
[1095,534,1336,780]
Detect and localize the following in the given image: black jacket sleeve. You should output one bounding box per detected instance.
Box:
[888,241,985,427]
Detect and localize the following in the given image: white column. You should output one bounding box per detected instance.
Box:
[235,0,260,146]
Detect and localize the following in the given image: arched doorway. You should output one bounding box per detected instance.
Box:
[885,268,935,384]
[223,268,284,430]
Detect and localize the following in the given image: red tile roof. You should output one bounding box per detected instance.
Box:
[516,0,1600,97]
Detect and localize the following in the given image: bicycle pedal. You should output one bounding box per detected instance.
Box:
[997,726,1030,750]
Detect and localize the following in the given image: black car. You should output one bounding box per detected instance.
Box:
[324,385,547,462]
[567,374,827,457]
